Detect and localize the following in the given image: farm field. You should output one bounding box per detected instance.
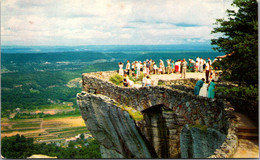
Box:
[1,116,88,141]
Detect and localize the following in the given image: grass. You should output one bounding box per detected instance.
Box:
[57,129,89,138]
[158,81,165,86]
[2,115,86,139]
[46,127,88,133]
[9,119,42,124]
[109,74,123,86]
[33,104,72,110]
[43,114,81,120]
[121,106,144,121]
[12,123,40,128]
[188,124,208,133]
[2,128,39,133]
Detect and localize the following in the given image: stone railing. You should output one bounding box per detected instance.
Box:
[83,71,118,81]
[82,72,228,131]
[158,78,197,94]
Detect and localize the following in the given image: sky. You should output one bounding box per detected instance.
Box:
[1,0,235,46]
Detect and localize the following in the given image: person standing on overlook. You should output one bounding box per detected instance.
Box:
[180,60,183,74]
[159,60,163,74]
[118,62,124,76]
[160,59,165,74]
[208,80,216,99]
[171,60,175,74]
[126,60,130,75]
[140,61,143,72]
[151,60,155,74]
[195,60,199,72]
[196,56,200,63]
[194,78,205,95]
[154,62,158,74]
[166,59,171,74]
[203,59,206,71]
[180,59,187,78]
[146,60,150,75]
[199,57,203,73]
[135,61,140,79]
[178,59,181,73]
[207,57,212,66]
[175,60,179,73]
[149,59,153,75]
[205,61,210,83]
[189,58,195,72]
[131,62,135,76]
[143,61,147,75]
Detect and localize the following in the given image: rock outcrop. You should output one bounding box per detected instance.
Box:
[77,93,152,158]
[77,71,238,158]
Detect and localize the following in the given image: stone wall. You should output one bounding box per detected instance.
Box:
[158,78,197,94]
[82,73,228,130]
[78,71,238,158]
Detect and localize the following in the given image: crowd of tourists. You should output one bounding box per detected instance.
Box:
[118,57,218,98]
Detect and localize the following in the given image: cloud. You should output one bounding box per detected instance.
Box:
[1,0,236,45]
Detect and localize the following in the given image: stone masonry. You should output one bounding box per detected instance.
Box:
[77,71,238,158]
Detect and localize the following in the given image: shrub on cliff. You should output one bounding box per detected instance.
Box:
[216,85,258,101]
[128,73,144,83]
[109,74,123,86]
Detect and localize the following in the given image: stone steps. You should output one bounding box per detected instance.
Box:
[235,112,259,141]
[237,128,258,133]
[237,132,258,140]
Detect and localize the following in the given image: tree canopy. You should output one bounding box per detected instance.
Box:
[211,0,258,86]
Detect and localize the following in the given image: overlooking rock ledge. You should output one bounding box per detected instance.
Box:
[77,71,238,158]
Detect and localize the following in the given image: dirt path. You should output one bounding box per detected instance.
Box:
[232,139,259,158]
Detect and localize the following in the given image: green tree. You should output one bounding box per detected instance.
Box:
[211,0,258,86]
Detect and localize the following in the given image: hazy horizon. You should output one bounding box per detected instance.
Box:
[1,44,218,54]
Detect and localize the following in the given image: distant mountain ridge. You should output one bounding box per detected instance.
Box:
[1,44,214,54]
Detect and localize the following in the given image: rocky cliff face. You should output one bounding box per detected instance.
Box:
[77,71,238,158]
[181,125,226,158]
[77,92,152,158]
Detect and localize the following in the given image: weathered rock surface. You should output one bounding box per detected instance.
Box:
[181,125,226,158]
[77,92,152,158]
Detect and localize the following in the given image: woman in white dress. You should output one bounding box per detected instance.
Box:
[199,83,208,97]
[118,62,124,76]
[159,61,163,74]
[154,63,158,74]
